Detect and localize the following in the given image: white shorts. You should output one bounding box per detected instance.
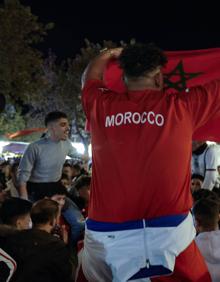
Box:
[82,213,196,282]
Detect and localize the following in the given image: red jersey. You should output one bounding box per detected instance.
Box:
[82,79,220,222]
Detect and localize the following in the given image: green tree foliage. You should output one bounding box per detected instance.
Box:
[25,39,125,151]
[0,106,25,138]
[25,39,135,150]
[0,0,133,149]
[0,0,53,103]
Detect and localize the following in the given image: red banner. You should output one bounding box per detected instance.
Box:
[103,48,220,141]
[6,128,46,139]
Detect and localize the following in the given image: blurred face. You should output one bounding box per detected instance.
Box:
[192,141,205,152]
[49,118,70,141]
[72,167,81,177]
[191,178,203,193]
[61,178,71,189]
[62,166,73,179]
[51,194,66,212]
[16,213,32,230]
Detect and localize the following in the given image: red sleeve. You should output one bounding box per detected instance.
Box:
[81,79,106,121]
[186,80,220,131]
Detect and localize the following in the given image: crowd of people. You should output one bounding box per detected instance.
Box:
[0,111,91,281]
[1,141,219,281]
[0,155,90,281]
[1,43,220,282]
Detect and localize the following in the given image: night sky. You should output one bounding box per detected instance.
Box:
[2,0,220,59]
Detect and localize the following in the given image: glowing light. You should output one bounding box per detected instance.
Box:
[0,141,10,154]
[207,141,216,145]
[88,144,92,158]
[71,142,85,154]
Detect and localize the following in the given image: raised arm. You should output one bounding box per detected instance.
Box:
[81,47,123,89]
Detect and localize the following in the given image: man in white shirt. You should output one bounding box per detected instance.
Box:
[192,141,220,190]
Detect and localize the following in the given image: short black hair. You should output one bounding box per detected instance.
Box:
[44,111,68,126]
[192,189,218,203]
[74,175,91,191]
[193,198,220,228]
[43,183,67,198]
[119,43,167,78]
[191,174,204,182]
[63,163,72,168]
[0,198,32,225]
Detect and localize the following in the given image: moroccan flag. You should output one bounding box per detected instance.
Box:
[103,48,220,141]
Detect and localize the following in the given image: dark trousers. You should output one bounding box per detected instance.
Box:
[27,181,60,202]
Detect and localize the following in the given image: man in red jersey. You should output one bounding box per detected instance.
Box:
[81,43,216,281]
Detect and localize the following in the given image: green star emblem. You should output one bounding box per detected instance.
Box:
[164,60,203,92]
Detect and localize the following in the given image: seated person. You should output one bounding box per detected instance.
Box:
[44,184,85,245]
[193,198,220,282]
[3,198,73,282]
[70,175,91,218]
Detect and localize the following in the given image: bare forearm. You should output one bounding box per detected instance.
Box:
[82,48,123,88]
[19,183,28,200]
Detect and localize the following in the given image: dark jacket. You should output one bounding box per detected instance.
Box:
[1,228,73,282]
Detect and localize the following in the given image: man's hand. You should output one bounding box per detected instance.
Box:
[100,47,123,59]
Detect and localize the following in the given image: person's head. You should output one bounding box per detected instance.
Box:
[74,175,91,203]
[72,163,82,178]
[193,198,220,233]
[44,184,67,213]
[118,43,167,90]
[0,197,32,230]
[62,163,73,179]
[44,111,70,141]
[60,173,72,190]
[192,189,218,203]
[192,141,206,152]
[31,199,59,232]
[191,174,204,193]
